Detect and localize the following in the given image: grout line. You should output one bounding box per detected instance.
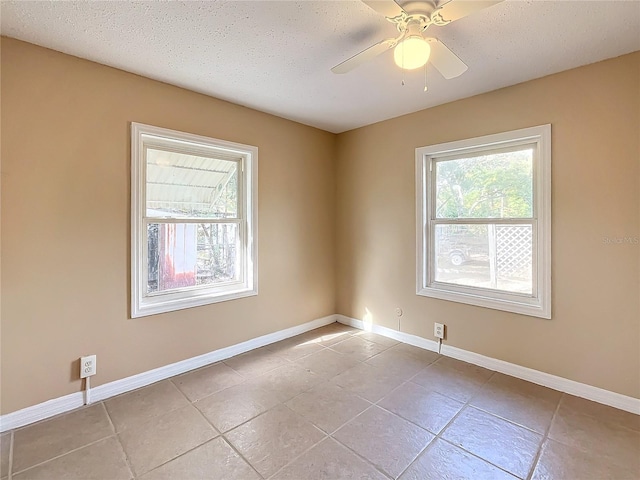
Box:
[393,434,434,479]
[327,414,394,480]
[421,375,546,480]
[328,437,393,479]
[220,435,266,480]
[423,396,518,478]
[100,402,117,435]
[7,431,13,480]
[525,393,563,480]
[10,434,117,476]
[111,430,136,480]
[105,382,192,435]
[190,400,223,438]
[141,437,231,479]
[216,398,289,437]
[437,436,520,479]
[265,433,329,479]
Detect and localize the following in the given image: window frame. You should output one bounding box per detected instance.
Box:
[131,122,258,318]
[415,125,551,319]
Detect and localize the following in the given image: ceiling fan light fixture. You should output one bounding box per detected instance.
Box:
[393,35,431,70]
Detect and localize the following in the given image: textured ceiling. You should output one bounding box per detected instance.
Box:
[1,0,639,133]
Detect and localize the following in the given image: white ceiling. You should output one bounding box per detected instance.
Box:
[1,0,639,133]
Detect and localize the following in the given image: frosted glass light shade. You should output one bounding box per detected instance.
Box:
[394,36,431,70]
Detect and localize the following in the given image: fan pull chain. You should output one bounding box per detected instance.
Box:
[402,44,405,86]
[424,63,428,92]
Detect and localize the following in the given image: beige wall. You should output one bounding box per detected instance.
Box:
[336,52,640,399]
[1,38,336,413]
[1,38,638,414]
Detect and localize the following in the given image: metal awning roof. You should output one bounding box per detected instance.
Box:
[146,149,238,218]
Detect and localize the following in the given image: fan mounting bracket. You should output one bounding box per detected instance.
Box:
[389,1,443,35]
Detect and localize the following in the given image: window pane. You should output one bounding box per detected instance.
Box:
[147,223,238,294]
[434,224,532,294]
[146,148,238,218]
[435,148,533,219]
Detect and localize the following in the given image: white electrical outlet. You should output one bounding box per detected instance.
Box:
[434,323,445,339]
[80,355,97,378]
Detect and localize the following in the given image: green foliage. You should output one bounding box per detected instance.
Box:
[436,149,533,219]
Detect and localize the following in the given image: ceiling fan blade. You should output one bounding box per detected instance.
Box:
[426,38,468,79]
[434,0,503,23]
[331,38,396,74]
[362,0,405,19]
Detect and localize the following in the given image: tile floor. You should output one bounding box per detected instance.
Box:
[2,322,639,479]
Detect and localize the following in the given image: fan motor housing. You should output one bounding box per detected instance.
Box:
[401,1,437,16]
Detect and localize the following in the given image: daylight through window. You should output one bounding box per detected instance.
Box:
[131,123,257,317]
[416,125,551,318]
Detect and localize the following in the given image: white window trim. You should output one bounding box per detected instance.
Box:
[416,125,551,319]
[131,123,258,318]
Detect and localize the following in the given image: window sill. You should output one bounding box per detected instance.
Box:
[417,285,550,319]
[132,287,257,318]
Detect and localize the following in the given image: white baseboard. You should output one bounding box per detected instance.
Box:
[0,314,337,433]
[0,392,85,433]
[440,344,640,415]
[336,314,440,353]
[3,312,637,432]
[336,314,640,415]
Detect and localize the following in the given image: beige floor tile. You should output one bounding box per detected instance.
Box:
[436,356,495,378]
[300,323,357,347]
[352,330,400,348]
[272,437,388,480]
[12,437,131,480]
[195,382,281,432]
[531,438,639,480]
[172,362,244,401]
[328,336,389,361]
[0,432,10,477]
[388,343,441,362]
[399,438,518,480]
[105,380,189,432]
[247,363,324,402]
[442,406,543,479]
[559,394,640,432]
[118,404,217,476]
[12,404,114,473]
[296,348,360,379]
[470,373,561,433]
[548,404,640,472]
[286,381,371,433]
[140,437,260,480]
[412,360,493,402]
[225,404,325,478]
[378,382,463,434]
[333,363,405,402]
[366,347,438,380]
[264,336,326,361]
[333,405,433,478]
[223,347,290,377]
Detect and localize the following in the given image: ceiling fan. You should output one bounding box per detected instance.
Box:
[331,0,503,79]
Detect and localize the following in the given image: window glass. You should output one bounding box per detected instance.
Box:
[435,148,533,219]
[434,224,533,295]
[132,123,257,318]
[147,223,239,295]
[146,148,238,219]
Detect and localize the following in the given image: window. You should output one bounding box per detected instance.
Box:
[416,125,551,318]
[131,123,257,318]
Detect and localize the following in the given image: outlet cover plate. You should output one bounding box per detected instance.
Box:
[434,323,445,339]
[80,355,97,378]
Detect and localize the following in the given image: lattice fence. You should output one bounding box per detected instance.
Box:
[496,225,532,280]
